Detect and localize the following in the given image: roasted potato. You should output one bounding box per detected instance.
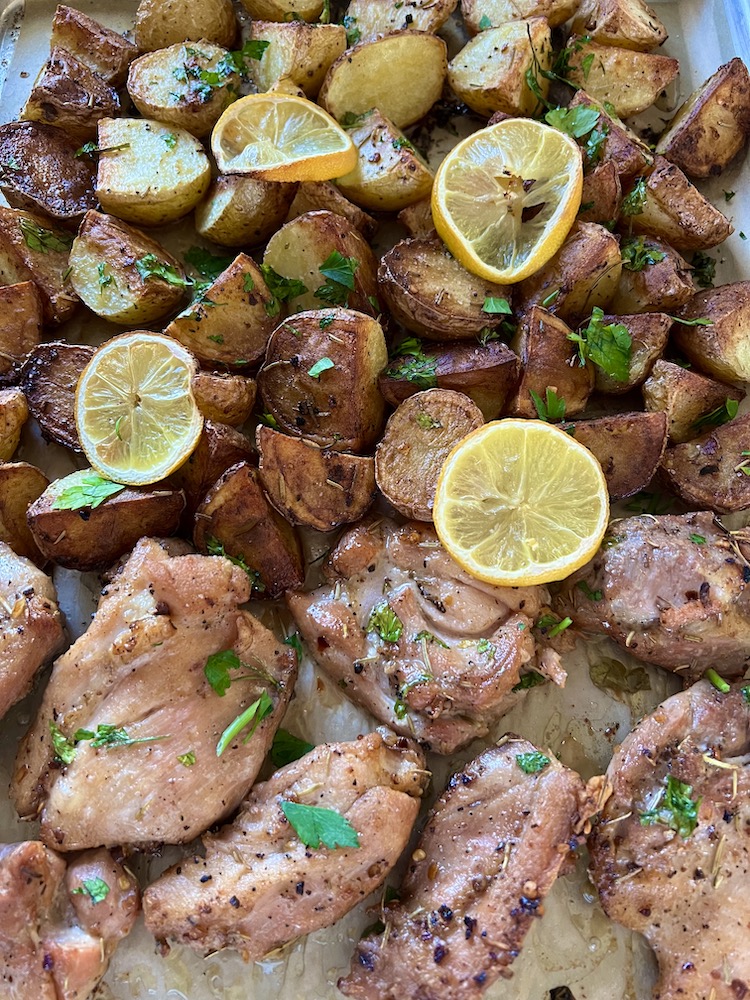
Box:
[379,339,522,419]
[0,121,96,228]
[516,222,622,322]
[247,21,346,97]
[193,461,304,598]
[608,237,695,313]
[169,419,254,521]
[578,161,622,227]
[263,211,379,315]
[127,41,240,139]
[567,89,653,180]
[0,461,49,564]
[642,359,745,443]
[195,174,298,248]
[593,310,671,393]
[135,0,237,51]
[507,306,593,418]
[21,47,121,144]
[258,308,387,452]
[20,342,94,451]
[69,210,187,325]
[622,157,734,251]
[192,371,257,426]
[571,0,668,51]
[0,389,28,462]
[286,181,377,241]
[563,411,668,500]
[672,282,750,384]
[378,238,512,341]
[343,0,457,43]
[51,5,138,85]
[28,469,185,571]
[448,18,552,117]
[660,413,750,514]
[374,389,484,521]
[0,282,43,374]
[656,58,750,178]
[397,197,437,239]
[95,118,211,227]
[461,0,577,33]
[238,0,324,23]
[565,37,679,119]
[165,253,276,368]
[257,425,376,531]
[319,32,447,129]
[0,206,78,326]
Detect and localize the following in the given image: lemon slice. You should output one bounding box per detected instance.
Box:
[75,332,203,486]
[211,93,357,181]
[433,419,609,586]
[431,118,583,284]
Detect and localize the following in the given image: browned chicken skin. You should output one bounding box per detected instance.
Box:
[589,680,750,1000]
[143,728,428,958]
[288,519,559,754]
[340,736,593,1000]
[12,537,296,850]
[0,840,139,1000]
[557,512,750,677]
[0,542,66,720]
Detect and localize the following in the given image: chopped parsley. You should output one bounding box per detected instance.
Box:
[689,533,706,545]
[482,296,512,314]
[342,14,361,46]
[216,690,274,756]
[692,397,739,432]
[620,177,647,218]
[367,602,403,643]
[392,136,415,152]
[544,105,600,139]
[204,649,275,696]
[512,671,546,692]
[205,536,264,591]
[314,250,359,306]
[271,729,314,767]
[74,141,130,158]
[577,580,603,601]
[19,218,73,254]
[413,630,449,648]
[52,474,125,511]
[621,237,666,272]
[283,632,304,660]
[135,254,190,287]
[280,801,360,849]
[258,263,308,316]
[478,13,492,28]
[691,251,716,288]
[184,246,233,281]
[308,356,335,378]
[386,337,438,389]
[541,288,560,307]
[72,878,110,904]
[177,751,196,767]
[535,613,572,638]
[162,132,178,149]
[529,387,566,422]
[97,262,114,291]
[569,308,632,383]
[516,751,550,774]
[415,411,441,429]
[640,774,700,839]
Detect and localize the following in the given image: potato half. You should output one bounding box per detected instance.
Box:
[0,281,43,373]
[0,461,49,564]
[135,0,237,51]
[571,0,668,52]
[565,37,678,118]
[20,342,94,452]
[672,282,750,384]
[642,359,745,444]
[661,414,750,514]
[247,21,346,97]
[195,174,297,248]
[461,0,577,33]
[286,181,377,241]
[51,5,138,85]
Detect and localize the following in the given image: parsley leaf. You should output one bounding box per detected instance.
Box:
[413,630,449,648]
[516,751,550,774]
[72,877,110,904]
[342,14,361,46]
[162,132,178,149]
[259,263,308,316]
[689,533,706,545]
[283,632,304,659]
[640,774,700,839]
[204,649,275,696]
[621,237,666,272]
[177,751,196,767]
[216,690,274,757]
[529,387,566,422]
[512,671,546,692]
[280,801,360,849]
[19,218,73,254]
[271,729,314,767]
[52,474,126,511]
[135,254,190,287]
[367,602,403,643]
[386,337,438,389]
[577,580,603,601]
[544,105,599,139]
[482,296,512,314]
[97,262,114,291]
[184,246,233,281]
[621,177,647,218]
[50,720,77,764]
[87,724,169,749]
[205,536,265,591]
[691,251,716,289]
[314,250,359,306]
[692,397,738,431]
[308,356,335,378]
[584,123,608,164]
[74,141,130,158]
[478,13,492,29]
[569,308,632,383]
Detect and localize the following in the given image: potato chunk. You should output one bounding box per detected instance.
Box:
[51,5,138,85]
[0,282,43,374]
[567,90,653,180]
[135,0,237,51]
[608,238,694,313]
[247,21,346,97]
[578,161,621,227]
[642,359,745,444]
[0,462,49,564]
[170,420,254,522]
[20,342,94,451]
[593,311,670,393]
[661,414,750,514]
[0,389,28,462]
[672,282,750,384]
[571,0,668,51]
[286,181,376,241]
[239,0,324,23]
[461,0,577,33]
[195,175,297,248]
[192,371,256,426]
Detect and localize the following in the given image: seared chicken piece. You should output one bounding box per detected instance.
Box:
[143,728,428,957]
[12,537,296,850]
[589,680,750,1000]
[287,520,557,754]
[557,512,750,677]
[340,736,593,1000]
[0,840,139,1000]
[0,541,66,720]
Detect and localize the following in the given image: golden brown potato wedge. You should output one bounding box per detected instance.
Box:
[344,0,457,42]
[336,109,434,212]
[0,121,96,228]
[461,0,577,33]
[319,31,447,129]
[21,48,121,144]
[578,161,622,227]
[397,197,437,239]
[286,181,377,241]
[28,469,185,571]
[169,419,254,521]
[20,342,95,452]
[608,237,695,314]
[239,0,324,22]
[642,359,745,444]
[0,282,43,374]
[0,461,49,564]
[193,460,304,598]
[195,174,298,248]
[562,411,668,500]
[593,310,671,393]
[564,37,678,119]
[379,339,522,419]
[0,207,77,326]
[135,0,237,51]
[661,414,750,513]
[164,253,277,368]
[378,238,512,341]
[375,389,484,521]
[127,41,240,139]
[0,389,28,462]
[448,18,552,117]
[192,371,257,426]
[656,58,750,178]
[516,222,622,323]
[672,282,750,384]
[258,308,387,452]
[263,211,379,315]
[507,306,593,418]
[567,90,653,180]
[247,21,346,97]
[257,425,376,531]
[51,5,138,85]
[571,0,668,51]
[623,157,734,251]
[69,210,187,325]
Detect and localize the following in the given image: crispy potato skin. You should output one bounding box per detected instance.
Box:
[571,0,668,51]
[0,461,49,564]
[594,311,671,393]
[642,359,745,444]
[192,372,256,427]
[169,420,255,522]
[135,0,238,51]
[375,389,484,520]
[578,161,622,227]
[397,198,437,239]
[257,425,376,531]
[20,343,94,452]
[51,5,138,85]
[196,175,298,248]
[608,238,695,314]
[286,182,377,241]
[0,389,29,462]
[673,282,750,385]
[461,0,577,33]
[345,0,457,42]
[247,21,346,97]
[660,413,750,514]
[565,37,678,118]
[0,282,43,374]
